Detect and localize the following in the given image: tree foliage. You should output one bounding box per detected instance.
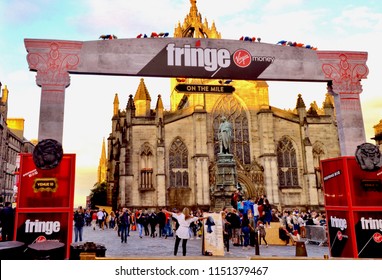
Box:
[89,181,107,208]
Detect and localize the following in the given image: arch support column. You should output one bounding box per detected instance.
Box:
[24,39,83,143]
[317,51,369,156]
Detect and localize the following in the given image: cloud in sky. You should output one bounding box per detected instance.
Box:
[1,0,40,25]
[333,6,382,31]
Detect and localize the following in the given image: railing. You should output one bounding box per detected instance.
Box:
[305,225,328,246]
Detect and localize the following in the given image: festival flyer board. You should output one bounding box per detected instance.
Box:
[202,212,224,256]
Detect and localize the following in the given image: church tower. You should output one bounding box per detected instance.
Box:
[170,0,222,112]
[106,0,340,212]
[98,138,107,183]
[170,0,270,114]
[174,0,221,39]
[134,78,151,117]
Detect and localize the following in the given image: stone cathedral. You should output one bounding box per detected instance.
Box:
[104,1,340,211]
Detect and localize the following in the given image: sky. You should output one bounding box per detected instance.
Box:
[1,0,381,207]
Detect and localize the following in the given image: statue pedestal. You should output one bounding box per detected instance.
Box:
[211,153,237,212]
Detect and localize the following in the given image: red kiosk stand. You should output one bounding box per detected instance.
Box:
[321,156,382,258]
[14,153,75,259]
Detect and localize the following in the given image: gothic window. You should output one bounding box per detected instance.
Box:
[313,142,325,189]
[169,137,189,188]
[277,137,299,188]
[213,95,250,164]
[139,144,153,190]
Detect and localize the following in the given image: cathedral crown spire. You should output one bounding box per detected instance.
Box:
[98,137,107,183]
[296,94,306,109]
[134,78,151,101]
[113,93,119,116]
[174,0,221,38]
[134,78,151,116]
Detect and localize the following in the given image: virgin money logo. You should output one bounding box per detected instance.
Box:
[233,49,251,68]
[337,231,343,241]
[373,232,382,243]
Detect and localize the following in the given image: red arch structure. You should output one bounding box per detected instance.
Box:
[24,38,368,156]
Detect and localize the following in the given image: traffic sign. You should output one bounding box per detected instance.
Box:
[175,84,234,94]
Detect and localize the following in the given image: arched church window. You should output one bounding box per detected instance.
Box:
[169,137,189,188]
[213,95,250,164]
[277,136,299,188]
[139,144,153,190]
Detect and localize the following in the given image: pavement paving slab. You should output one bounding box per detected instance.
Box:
[71,225,330,259]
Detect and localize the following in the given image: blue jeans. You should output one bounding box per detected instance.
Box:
[120,224,129,242]
[138,223,144,237]
[165,222,173,237]
[74,226,83,242]
[242,226,250,247]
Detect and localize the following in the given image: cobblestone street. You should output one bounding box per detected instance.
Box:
[72,225,330,259]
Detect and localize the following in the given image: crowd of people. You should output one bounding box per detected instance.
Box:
[73,206,207,256]
[228,191,328,247]
[275,208,327,245]
[72,193,328,255]
[222,192,272,252]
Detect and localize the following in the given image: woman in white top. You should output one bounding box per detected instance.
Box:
[164,207,207,256]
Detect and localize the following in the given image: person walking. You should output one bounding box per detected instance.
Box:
[84,209,91,227]
[119,208,130,243]
[248,210,257,247]
[263,198,272,228]
[109,211,116,230]
[142,209,150,236]
[256,221,268,247]
[221,211,232,254]
[91,210,97,230]
[136,209,145,238]
[73,206,85,242]
[148,210,158,237]
[241,212,250,250]
[97,209,105,230]
[0,202,14,241]
[164,210,173,238]
[164,207,207,256]
[102,209,109,229]
[227,208,241,246]
[157,208,167,238]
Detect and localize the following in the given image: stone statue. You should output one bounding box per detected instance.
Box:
[218,116,233,154]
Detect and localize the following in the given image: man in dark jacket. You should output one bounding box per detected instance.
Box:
[148,210,158,237]
[73,206,85,242]
[119,208,130,243]
[157,208,167,238]
[0,202,15,241]
[226,208,242,246]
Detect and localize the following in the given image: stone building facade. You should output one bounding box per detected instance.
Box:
[105,1,341,211]
[0,84,35,203]
[373,119,382,150]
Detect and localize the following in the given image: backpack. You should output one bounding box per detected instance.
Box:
[237,201,244,212]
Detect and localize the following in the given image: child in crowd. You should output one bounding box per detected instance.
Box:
[256,221,268,247]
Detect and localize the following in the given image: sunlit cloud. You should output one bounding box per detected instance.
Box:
[0,0,41,25]
[263,0,305,12]
[333,6,382,31]
[71,0,186,38]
